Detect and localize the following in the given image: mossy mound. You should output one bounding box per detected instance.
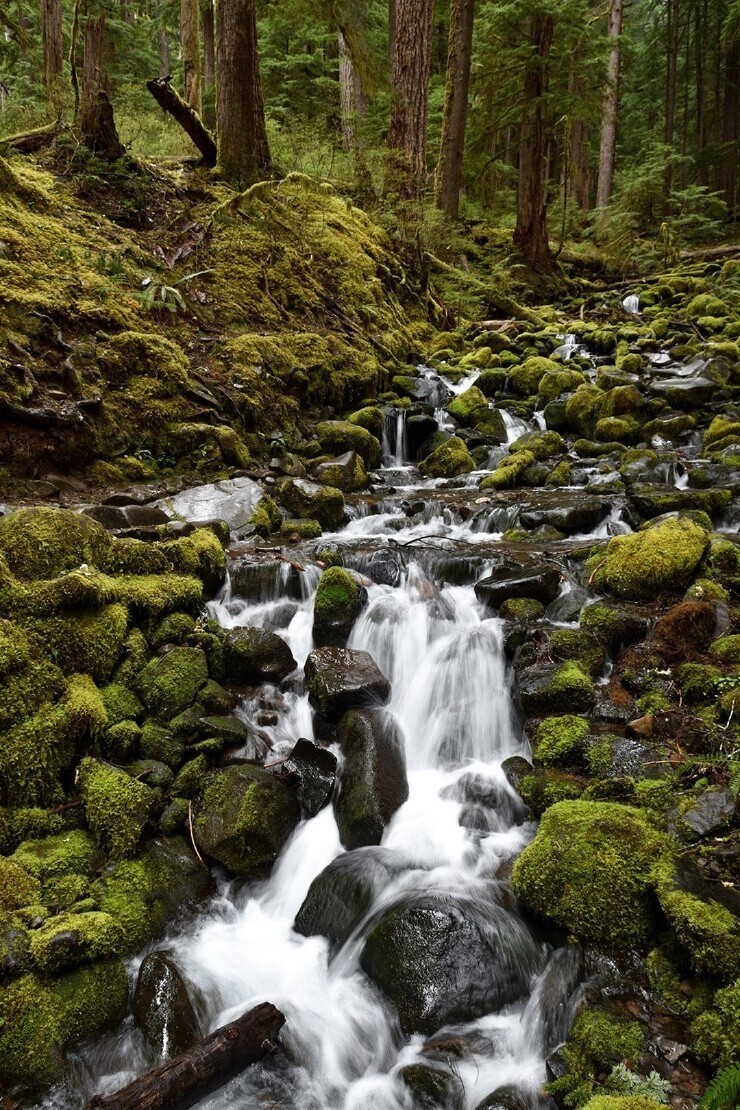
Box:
[512,800,667,947]
[78,758,155,859]
[589,518,709,600]
[135,646,209,719]
[532,715,589,766]
[278,478,345,529]
[653,859,740,979]
[418,436,475,478]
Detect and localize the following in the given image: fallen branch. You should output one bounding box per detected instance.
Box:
[0,122,60,155]
[146,77,217,165]
[87,1002,285,1110]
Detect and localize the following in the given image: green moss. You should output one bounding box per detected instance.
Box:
[510,429,565,460]
[519,769,585,815]
[0,857,41,910]
[0,959,128,1087]
[135,646,208,719]
[281,518,323,540]
[315,420,380,468]
[480,449,536,490]
[348,406,384,437]
[566,385,604,436]
[581,1097,663,1110]
[552,1008,644,1107]
[148,612,197,650]
[313,566,365,645]
[0,508,112,581]
[687,293,730,320]
[710,635,740,664]
[546,460,572,487]
[512,800,667,947]
[278,477,345,528]
[594,417,639,444]
[590,518,709,600]
[533,715,590,766]
[78,757,155,859]
[11,829,100,895]
[676,663,723,704]
[509,356,560,396]
[23,602,128,683]
[104,719,141,761]
[418,435,475,478]
[139,719,182,767]
[646,946,689,1014]
[29,910,124,972]
[250,494,282,537]
[171,754,210,798]
[99,681,144,726]
[653,858,740,979]
[538,367,587,402]
[499,597,545,621]
[551,629,606,677]
[691,979,740,1068]
[108,573,203,617]
[447,385,491,428]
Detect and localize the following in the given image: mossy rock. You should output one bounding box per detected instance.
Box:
[29,910,124,973]
[418,435,475,478]
[0,959,128,1088]
[78,757,156,859]
[281,518,323,540]
[99,681,144,725]
[249,495,282,538]
[313,566,367,647]
[499,597,545,621]
[686,293,730,320]
[480,449,536,491]
[0,508,112,581]
[135,646,209,719]
[278,477,345,529]
[447,385,491,428]
[23,603,129,684]
[537,367,586,403]
[508,356,560,396]
[653,858,740,979]
[590,518,709,600]
[348,406,384,438]
[313,451,368,493]
[709,635,740,664]
[519,768,585,816]
[314,420,380,468]
[509,429,565,460]
[194,765,301,877]
[550,628,606,677]
[532,715,590,767]
[690,978,740,1069]
[0,856,41,910]
[518,661,594,716]
[512,800,668,947]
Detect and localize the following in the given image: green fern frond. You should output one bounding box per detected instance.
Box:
[700,1064,740,1110]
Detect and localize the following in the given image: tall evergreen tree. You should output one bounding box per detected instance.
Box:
[596,0,624,207]
[513,11,554,271]
[435,0,475,219]
[387,0,435,198]
[216,0,271,184]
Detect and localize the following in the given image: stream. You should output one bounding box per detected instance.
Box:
[46,347,725,1109]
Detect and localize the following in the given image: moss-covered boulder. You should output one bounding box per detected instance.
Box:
[532,715,590,767]
[135,646,208,719]
[222,626,296,683]
[418,435,475,478]
[24,603,129,683]
[313,451,368,492]
[0,959,129,1087]
[348,406,384,438]
[653,858,740,979]
[334,709,409,849]
[78,758,156,859]
[480,450,535,490]
[590,518,709,600]
[194,765,301,876]
[314,420,381,468]
[447,385,491,428]
[0,508,112,581]
[313,566,368,647]
[508,356,560,396]
[517,662,594,716]
[509,429,565,460]
[512,800,667,947]
[29,911,124,973]
[278,477,345,529]
[537,366,587,402]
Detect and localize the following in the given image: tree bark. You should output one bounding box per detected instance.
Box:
[338,29,367,152]
[79,11,124,159]
[596,0,624,207]
[87,1002,285,1110]
[664,0,680,195]
[721,36,739,215]
[435,0,475,219]
[202,0,216,129]
[180,0,201,112]
[513,13,554,273]
[567,57,590,209]
[389,0,397,65]
[147,77,217,163]
[216,0,271,185]
[695,0,707,185]
[386,0,435,199]
[41,0,64,97]
[157,0,170,80]
[120,0,134,25]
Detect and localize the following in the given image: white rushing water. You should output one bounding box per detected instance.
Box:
[63,455,585,1108]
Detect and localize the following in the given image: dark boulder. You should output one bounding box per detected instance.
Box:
[475,565,561,609]
[334,709,409,849]
[304,647,391,720]
[474,1085,534,1110]
[400,1062,465,1109]
[133,951,200,1059]
[312,566,368,647]
[368,549,403,587]
[294,846,406,945]
[283,738,337,818]
[517,662,594,716]
[222,627,296,685]
[194,765,301,876]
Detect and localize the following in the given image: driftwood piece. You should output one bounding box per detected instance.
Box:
[87,1002,285,1110]
[146,77,217,165]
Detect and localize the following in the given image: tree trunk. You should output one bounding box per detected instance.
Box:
[595,0,624,207]
[180,0,201,112]
[664,0,680,195]
[41,0,64,97]
[338,29,367,152]
[721,36,739,216]
[513,13,554,273]
[389,0,397,65]
[88,1003,285,1110]
[158,0,170,80]
[386,0,435,199]
[216,0,271,184]
[147,77,217,163]
[567,57,590,209]
[79,10,125,159]
[120,0,134,25]
[695,0,707,185]
[202,0,216,129]
[435,0,475,219]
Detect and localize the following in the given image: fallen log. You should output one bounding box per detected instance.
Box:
[0,121,60,155]
[146,77,217,165]
[87,1001,285,1110]
[679,243,740,263]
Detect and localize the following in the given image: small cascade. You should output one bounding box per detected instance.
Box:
[381,409,409,467]
[623,293,641,315]
[501,409,532,444]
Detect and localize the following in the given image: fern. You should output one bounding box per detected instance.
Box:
[700,1064,740,1110]
[607,1063,671,1104]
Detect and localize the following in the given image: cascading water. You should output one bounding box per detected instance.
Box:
[62,461,580,1109]
[381,410,409,467]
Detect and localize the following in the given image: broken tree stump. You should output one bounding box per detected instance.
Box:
[87,1001,285,1110]
[146,77,218,165]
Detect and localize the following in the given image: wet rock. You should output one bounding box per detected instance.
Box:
[284,738,337,818]
[278,478,345,529]
[406,413,442,457]
[133,951,200,1059]
[674,787,736,840]
[154,477,262,531]
[580,602,649,649]
[519,493,610,533]
[474,1084,532,1110]
[475,565,561,609]
[315,420,381,468]
[368,548,403,587]
[517,662,595,716]
[334,709,409,849]
[400,1062,465,1109]
[361,898,535,1035]
[630,485,731,520]
[419,435,475,478]
[230,557,304,603]
[294,846,404,945]
[648,377,717,408]
[313,451,368,493]
[194,765,301,877]
[544,587,589,624]
[0,923,30,980]
[591,517,709,600]
[222,627,296,684]
[304,647,391,720]
[441,769,529,827]
[313,566,368,647]
[501,756,533,795]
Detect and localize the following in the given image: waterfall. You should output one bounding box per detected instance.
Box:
[622,293,641,315]
[381,410,409,468]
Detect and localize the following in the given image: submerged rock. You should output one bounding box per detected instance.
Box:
[294,846,405,945]
[334,708,409,849]
[133,951,200,1059]
[304,646,391,719]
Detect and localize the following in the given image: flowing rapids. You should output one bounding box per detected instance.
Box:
[54,438,589,1110]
